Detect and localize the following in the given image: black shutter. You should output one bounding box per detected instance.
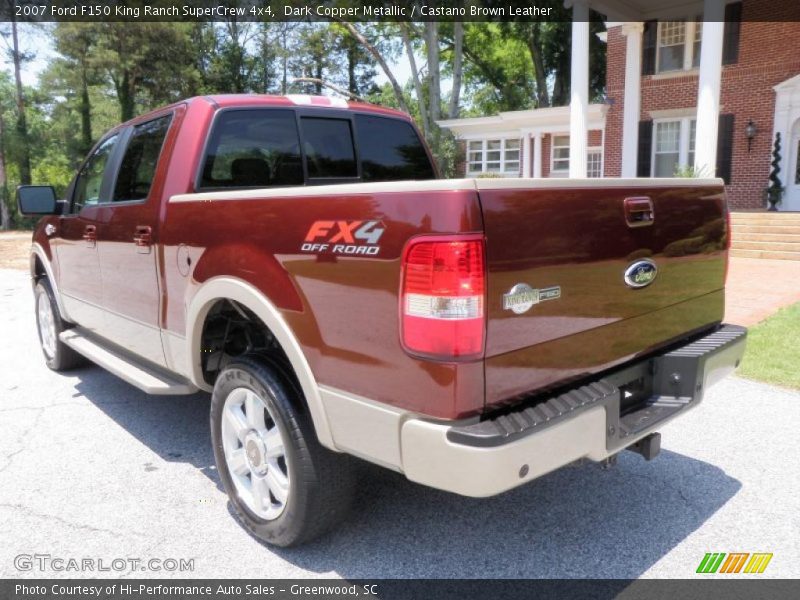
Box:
[716,114,735,184]
[637,120,653,177]
[722,2,742,65]
[642,20,657,75]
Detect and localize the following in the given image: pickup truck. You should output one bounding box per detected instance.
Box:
[18,94,746,547]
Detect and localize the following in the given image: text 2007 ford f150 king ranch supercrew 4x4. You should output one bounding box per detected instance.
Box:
[18,95,746,546]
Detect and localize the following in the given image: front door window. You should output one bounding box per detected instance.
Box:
[72,135,118,212]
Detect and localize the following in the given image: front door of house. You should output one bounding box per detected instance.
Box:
[785,119,800,212]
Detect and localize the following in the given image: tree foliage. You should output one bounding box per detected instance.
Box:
[0,17,609,227]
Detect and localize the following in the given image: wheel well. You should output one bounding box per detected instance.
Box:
[33,255,46,282]
[199,298,297,391]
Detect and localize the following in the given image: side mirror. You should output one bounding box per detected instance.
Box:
[17,185,59,215]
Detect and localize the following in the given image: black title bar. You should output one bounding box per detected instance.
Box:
[3,0,800,23]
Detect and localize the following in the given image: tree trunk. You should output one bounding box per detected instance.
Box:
[552,47,571,107]
[527,28,551,107]
[281,29,288,94]
[400,24,429,139]
[347,43,357,95]
[426,23,441,124]
[313,58,323,94]
[341,22,409,114]
[0,109,10,230]
[115,70,136,122]
[425,23,441,166]
[447,21,464,119]
[79,64,92,156]
[11,19,31,185]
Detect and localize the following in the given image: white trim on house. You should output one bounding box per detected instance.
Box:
[437,104,608,136]
[649,107,701,119]
[774,74,800,211]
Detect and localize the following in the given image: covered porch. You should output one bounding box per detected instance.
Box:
[566,0,727,178]
[438,104,608,178]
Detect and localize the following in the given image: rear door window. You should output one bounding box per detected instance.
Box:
[300,117,357,180]
[200,110,303,189]
[355,115,435,181]
[113,115,172,202]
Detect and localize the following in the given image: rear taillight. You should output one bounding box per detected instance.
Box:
[400,235,486,360]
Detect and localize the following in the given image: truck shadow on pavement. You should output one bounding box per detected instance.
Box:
[73,366,741,579]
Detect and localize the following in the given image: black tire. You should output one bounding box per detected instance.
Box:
[34,279,85,371]
[210,355,356,547]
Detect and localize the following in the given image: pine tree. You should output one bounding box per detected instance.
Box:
[767,132,783,211]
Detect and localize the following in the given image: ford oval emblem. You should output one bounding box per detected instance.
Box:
[624,259,658,289]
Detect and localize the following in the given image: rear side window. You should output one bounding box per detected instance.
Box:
[356,115,435,181]
[113,115,172,202]
[300,118,357,179]
[201,110,303,189]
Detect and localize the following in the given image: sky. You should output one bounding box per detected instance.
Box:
[1,22,415,93]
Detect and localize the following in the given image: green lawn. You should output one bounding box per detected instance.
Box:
[738,301,800,390]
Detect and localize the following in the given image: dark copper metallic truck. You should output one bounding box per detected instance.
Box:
[18,95,746,546]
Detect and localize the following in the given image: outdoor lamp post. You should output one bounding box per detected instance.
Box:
[745,119,757,152]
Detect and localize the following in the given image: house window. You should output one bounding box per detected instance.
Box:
[587,150,603,178]
[504,139,520,173]
[657,19,702,73]
[652,117,697,177]
[691,18,703,68]
[466,138,520,175]
[550,134,603,177]
[551,135,571,173]
[467,141,483,172]
[688,120,697,167]
[795,140,800,185]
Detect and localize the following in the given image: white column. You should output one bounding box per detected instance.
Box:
[533,132,543,178]
[621,23,643,177]
[694,0,726,176]
[569,0,590,178]
[522,134,532,177]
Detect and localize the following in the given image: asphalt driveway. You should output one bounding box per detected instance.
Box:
[1,268,798,579]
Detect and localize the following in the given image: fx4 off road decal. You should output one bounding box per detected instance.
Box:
[302,220,385,256]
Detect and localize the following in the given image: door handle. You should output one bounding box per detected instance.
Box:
[133,226,152,254]
[82,225,97,248]
[624,197,655,228]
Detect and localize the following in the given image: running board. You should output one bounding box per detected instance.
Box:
[60,328,198,395]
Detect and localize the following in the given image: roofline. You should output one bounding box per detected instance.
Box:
[114,94,412,130]
[437,104,609,136]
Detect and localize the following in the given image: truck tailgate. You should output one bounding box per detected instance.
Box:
[476,179,728,409]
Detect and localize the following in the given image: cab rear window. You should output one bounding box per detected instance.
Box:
[355,115,435,181]
[199,109,435,189]
[300,117,357,179]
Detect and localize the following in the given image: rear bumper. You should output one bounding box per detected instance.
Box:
[399,324,746,497]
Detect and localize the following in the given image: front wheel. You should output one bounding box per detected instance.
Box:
[34,279,84,371]
[210,356,355,547]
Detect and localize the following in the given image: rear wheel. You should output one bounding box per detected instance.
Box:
[211,355,355,547]
[34,279,84,371]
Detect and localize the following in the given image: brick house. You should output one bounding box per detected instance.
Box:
[439,0,800,212]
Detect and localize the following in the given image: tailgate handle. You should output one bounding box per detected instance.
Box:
[624,197,654,228]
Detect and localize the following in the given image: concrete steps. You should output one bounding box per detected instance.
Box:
[729,212,800,260]
[730,248,800,260]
